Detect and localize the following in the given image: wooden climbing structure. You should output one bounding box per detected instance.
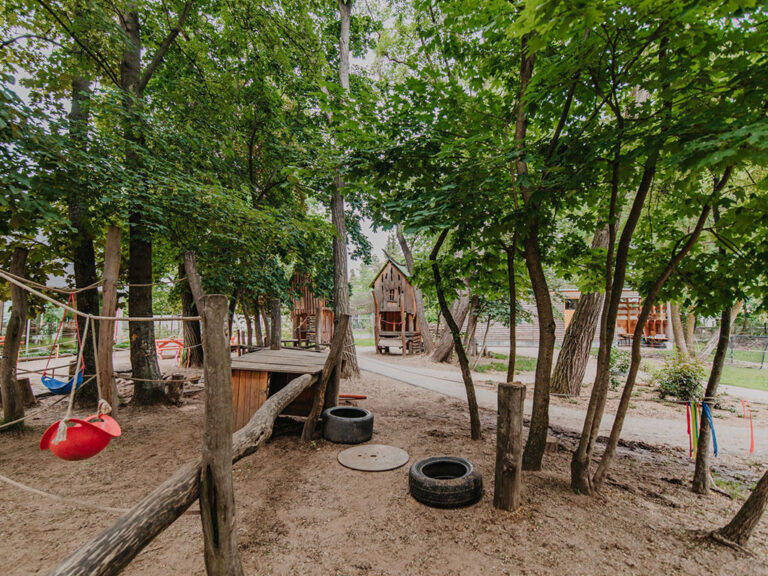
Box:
[370,255,422,355]
[288,274,334,348]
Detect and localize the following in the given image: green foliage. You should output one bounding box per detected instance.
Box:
[609,348,631,392]
[655,355,706,401]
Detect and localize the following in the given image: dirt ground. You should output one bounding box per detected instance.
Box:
[1,370,766,575]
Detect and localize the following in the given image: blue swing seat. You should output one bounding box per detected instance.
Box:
[41,370,84,395]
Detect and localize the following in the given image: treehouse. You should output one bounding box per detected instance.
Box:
[288,275,334,348]
[370,255,422,355]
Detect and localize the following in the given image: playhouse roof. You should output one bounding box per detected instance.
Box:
[369,252,410,288]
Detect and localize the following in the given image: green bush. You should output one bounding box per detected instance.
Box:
[655,355,705,401]
[609,347,631,391]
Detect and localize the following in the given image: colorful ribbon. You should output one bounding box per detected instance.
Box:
[701,403,718,457]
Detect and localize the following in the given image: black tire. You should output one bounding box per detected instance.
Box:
[409,456,483,509]
[322,406,374,444]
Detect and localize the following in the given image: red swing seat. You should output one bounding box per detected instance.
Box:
[40,415,121,461]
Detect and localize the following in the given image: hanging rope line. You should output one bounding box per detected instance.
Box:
[0,269,103,294]
[0,393,72,431]
[0,269,200,322]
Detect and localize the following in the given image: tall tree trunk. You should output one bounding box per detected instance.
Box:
[463,295,480,355]
[396,225,434,354]
[716,468,768,546]
[253,303,264,347]
[430,293,470,363]
[121,7,162,404]
[242,300,253,347]
[178,262,203,368]
[69,70,100,406]
[330,0,359,378]
[269,298,281,350]
[228,292,237,337]
[261,307,270,348]
[670,302,689,357]
[592,188,725,491]
[692,305,732,493]
[684,311,696,353]
[506,239,517,382]
[431,230,481,440]
[1,248,28,430]
[521,220,556,471]
[551,225,610,396]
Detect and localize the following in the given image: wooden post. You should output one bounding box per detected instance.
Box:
[18,377,36,407]
[165,373,185,406]
[301,314,350,442]
[400,293,407,355]
[269,297,281,350]
[494,382,526,511]
[1,248,28,430]
[199,294,243,576]
[98,226,121,415]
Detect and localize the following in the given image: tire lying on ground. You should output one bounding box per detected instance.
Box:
[322,406,374,444]
[409,456,483,508]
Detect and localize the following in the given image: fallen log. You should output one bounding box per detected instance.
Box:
[47,371,318,576]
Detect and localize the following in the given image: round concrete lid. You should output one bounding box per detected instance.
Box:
[337,444,410,472]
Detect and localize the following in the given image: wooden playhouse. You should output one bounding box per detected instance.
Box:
[370,255,423,355]
[288,274,334,348]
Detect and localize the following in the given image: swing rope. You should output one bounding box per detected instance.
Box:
[42,293,83,379]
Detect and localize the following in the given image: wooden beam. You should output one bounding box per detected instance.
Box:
[98,226,121,415]
[199,295,243,575]
[494,382,525,511]
[47,372,318,576]
[301,314,350,442]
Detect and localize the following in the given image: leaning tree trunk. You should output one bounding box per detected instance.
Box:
[396,225,434,354]
[551,225,610,396]
[692,305,732,493]
[431,292,470,363]
[463,295,480,356]
[670,302,689,357]
[0,248,28,430]
[68,71,100,406]
[329,0,359,378]
[178,262,203,368]
[715,468,768,546]
[431,230,482,440]
[684,311,696,353]
[521,219,556,471]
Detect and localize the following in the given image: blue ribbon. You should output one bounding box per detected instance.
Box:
[701,403,718,457]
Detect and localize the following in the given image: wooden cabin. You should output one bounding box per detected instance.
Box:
[370,256,422,355]
[230,348,326,430]
[561,288,669,347]
[288,275,334,348]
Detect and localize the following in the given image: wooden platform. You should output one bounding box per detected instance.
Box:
[231,348,327,430]
[232,348,328,374]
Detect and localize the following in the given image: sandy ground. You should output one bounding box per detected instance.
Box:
[1,367,767,575]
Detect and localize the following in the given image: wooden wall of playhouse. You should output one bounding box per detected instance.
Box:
[289,275,334,347]
[370,258,422,354]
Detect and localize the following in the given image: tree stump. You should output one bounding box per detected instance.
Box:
[19,377,36,407]
[165,374,185,406]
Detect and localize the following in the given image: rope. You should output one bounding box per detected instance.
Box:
[0,269,103,294]
[0,472,201,515]
[0,269,201,322]
[0,394,70,430]
[52,317,90,444]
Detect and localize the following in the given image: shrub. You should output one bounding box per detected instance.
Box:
[609,347,631,391]
[654,354,705,401]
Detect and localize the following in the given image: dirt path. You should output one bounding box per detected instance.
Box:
[357,350,768,459]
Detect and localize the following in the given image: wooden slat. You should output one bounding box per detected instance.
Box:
[238,372,250,431]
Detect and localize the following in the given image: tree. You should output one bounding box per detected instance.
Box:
[714,468,768,546]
